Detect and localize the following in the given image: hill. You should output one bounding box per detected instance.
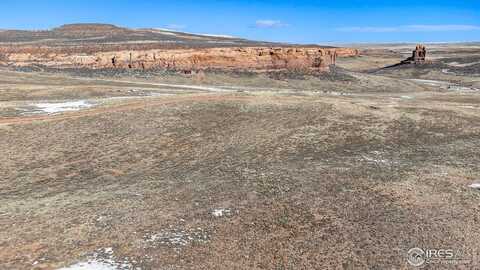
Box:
[0,23,358,72]
[0,23,271,47]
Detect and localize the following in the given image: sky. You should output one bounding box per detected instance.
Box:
[1,0,479,44]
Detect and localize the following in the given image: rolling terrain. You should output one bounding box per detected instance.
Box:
[0,24,358,72]
[1,25,480,269]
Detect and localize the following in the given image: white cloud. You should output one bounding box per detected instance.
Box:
[255,20,289,28]
[336,24,480,33]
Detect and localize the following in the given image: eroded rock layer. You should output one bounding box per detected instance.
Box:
[0,46,358,71]
[0,24,358,71]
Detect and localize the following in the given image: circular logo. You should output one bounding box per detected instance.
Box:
[408,248,426,267]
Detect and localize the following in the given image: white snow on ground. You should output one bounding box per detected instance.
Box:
[441,69,456,75]
[362,156,390,164]
[103,93,173,101]
[20,93,174,115]
[33,100,93,114]
[139,83,233,92]
[144,28,235,38]
[75,77,307,94]
[211,208,231,217]
[58,248,138,270]
[145,228,210,247]
[199,33,235,38]
[206,40,237,44]
[361,151,395,165]
[409,79,478,92]
[446,61,480,67]
[147,231,190,246]
[447,85,477,91]
[149,29,179,36]
[460,105,477,109]
[469,183,480,189]
[58,260,118,270]
[409,79,448,87]
[104,80,242,92]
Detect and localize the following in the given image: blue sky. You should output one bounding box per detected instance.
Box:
[1,0,479,43]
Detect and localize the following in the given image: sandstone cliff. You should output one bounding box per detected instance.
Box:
[0,47,358,71]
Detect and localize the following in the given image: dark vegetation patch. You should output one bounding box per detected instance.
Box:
[266,67,357,82]
[450,63,480,76]
[439,55,480,64]
[7,64,357,82]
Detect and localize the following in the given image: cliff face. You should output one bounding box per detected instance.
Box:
[401,44,427,65]
[0,24,359,72]
[1,47,358,71]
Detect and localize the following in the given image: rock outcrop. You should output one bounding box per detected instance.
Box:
[401,44,427,64]
[0,23,359,72]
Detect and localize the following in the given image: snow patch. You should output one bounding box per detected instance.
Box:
[409,79,478,92]
[103,93,172,101]
[145,228,209,247]
[320,90,352,96]
[211,208,232,217]
[447,61,480,67]
[33,100,93,114]
[441,69,456,75]
[361,151,395,166]
[447,85,477,92]
[362,156,390,164]
[146,28,235,38]
[58,260,118,270]
[409,79,447,87]
[20,93,172,116]
[153,31,178,36]
[206,40,237,44]
[199,33,235,38]
[57,247,139,270]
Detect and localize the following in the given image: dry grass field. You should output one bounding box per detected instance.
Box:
[1,44,480,269]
